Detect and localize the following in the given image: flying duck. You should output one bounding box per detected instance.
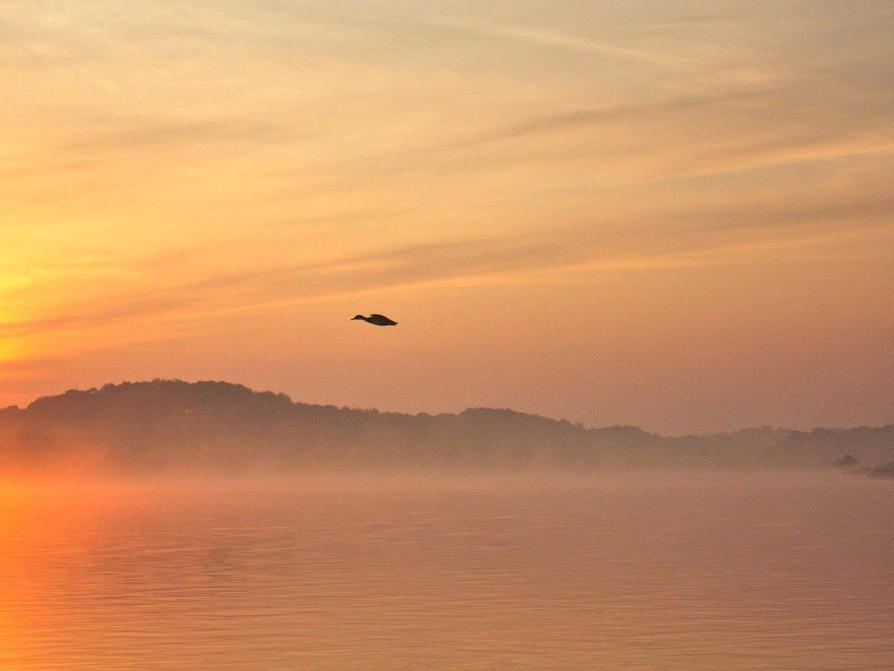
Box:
[351,313,398,326]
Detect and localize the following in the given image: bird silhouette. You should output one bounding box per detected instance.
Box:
[351,314,398,326]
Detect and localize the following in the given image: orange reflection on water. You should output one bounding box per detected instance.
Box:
[0,482,129,669]
[0,476,891,670]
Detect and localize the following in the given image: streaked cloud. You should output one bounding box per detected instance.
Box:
[427,18,695,68]
[0,0,892,430]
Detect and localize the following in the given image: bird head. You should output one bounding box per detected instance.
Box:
[351,314,366,320]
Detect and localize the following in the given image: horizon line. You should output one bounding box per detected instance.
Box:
[5,377,892,439]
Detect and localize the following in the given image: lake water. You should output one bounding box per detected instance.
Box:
[1,474,892,669]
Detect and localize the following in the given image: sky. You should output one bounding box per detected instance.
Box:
[1,0,892,434]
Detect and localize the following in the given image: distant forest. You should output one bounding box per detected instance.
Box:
[0,380,892,473]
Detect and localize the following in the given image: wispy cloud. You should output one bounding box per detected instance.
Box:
[680,136,894,180]
[2,187,890,341]
[278,88,773,183]
[60,118,298,153]
[429,18,694,68]
[471,90,767,146]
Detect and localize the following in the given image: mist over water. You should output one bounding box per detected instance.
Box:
[5,381,892,476]
[1,473,892,670]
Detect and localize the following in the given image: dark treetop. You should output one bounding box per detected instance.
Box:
[1,380,891,473]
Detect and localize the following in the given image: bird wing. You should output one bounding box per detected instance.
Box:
[369,314,389,320]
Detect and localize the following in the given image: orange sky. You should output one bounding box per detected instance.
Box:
[1,1,892,433]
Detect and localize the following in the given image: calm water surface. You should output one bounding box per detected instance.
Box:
[1,474,892,669]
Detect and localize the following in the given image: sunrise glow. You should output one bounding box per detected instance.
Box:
[2,1,893,432]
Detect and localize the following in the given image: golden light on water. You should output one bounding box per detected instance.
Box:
[0,477,892,668]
